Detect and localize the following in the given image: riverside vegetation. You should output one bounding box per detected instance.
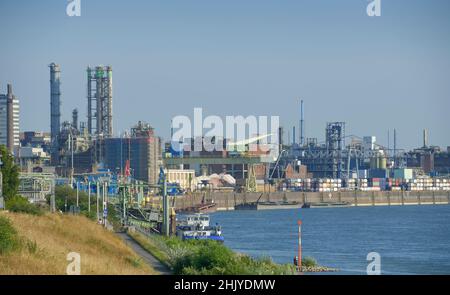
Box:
[129,230,329,275]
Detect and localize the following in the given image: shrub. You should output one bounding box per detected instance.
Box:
[0,215,19,254]
[6,196,43,216]
[302,256,317,267]
[165,237,294,275]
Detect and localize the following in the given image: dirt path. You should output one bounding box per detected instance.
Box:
[117,232,171,275]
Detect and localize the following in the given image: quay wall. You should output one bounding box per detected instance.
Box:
[173,191,450,210]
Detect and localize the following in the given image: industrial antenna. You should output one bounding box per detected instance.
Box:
[300,99,304,146]
[393,128,397,168]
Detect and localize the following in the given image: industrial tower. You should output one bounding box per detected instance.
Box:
[87,66,113,138]
[326,122,346,178]
[49,63,61,165]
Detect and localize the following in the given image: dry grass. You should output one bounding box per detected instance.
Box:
[0,211,156,275]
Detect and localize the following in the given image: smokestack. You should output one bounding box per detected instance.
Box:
[72,108,78,130]
[423,129,428,148]
[6,84,15,154]
[278,127,283,151]
[293,126,296,145]
[50,63,61,165]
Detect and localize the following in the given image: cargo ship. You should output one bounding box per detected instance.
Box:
[302,202,352,208]
[235,201,303,210]
[176,213,224,242]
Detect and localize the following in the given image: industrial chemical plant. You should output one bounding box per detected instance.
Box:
[1,62,450,232]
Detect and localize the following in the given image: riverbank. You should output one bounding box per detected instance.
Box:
[0,212,155,275]
[128,229,333,275]
[171,190,450,211]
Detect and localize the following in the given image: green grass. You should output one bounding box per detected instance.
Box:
[128,230,296,275]
[128,231,171,268]
[0,215,20,254]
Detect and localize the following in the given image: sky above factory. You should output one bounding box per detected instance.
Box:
[0,0,449,150]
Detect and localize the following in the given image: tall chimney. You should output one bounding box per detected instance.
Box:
[6,84,15,154]
[50,63,61,165]
[278,126,283,151]
[423,129,428,148]
[293,126,296,145]
[72,108,78,130]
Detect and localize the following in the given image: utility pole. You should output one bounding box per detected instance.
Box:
[122,186,127,226]
[102,182,105,226]
[88,181,91,213]
[96,181,100,222]
[69,133,74,186]
[76,181,79,208]
[0,170,3,210]
[297,220,302,272]
[103,182,107,227]
[162,169,170,236]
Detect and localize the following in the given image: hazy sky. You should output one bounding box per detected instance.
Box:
[0,0,449,150]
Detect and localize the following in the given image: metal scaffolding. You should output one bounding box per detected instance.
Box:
[87,66,113,138]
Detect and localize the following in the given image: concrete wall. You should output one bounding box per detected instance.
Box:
[173,190,450,210]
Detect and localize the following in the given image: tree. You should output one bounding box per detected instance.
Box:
[0,145,19,201]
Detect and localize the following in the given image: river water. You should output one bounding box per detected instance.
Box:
[210,205,450,274]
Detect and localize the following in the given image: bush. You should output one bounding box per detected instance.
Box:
[0,215,19,254]
[163,237,295,275]
[130,232,297,275]
[6,196,43,216]
[302,256,317,267]
[54,185,100,221]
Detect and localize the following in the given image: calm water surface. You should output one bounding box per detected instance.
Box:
[210,205,450,274]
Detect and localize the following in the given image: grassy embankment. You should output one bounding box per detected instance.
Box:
[129,230,302,275]
[0,212,155,275]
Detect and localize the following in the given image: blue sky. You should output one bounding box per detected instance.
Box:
[0,0,449,149]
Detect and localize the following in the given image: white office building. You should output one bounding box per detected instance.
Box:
[0,84,20,153]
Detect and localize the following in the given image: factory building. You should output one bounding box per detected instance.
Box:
[0,83,20,153]
[20,131,51,149]
[102,121,162,185]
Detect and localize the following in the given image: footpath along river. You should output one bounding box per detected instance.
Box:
[210,205,450,274]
